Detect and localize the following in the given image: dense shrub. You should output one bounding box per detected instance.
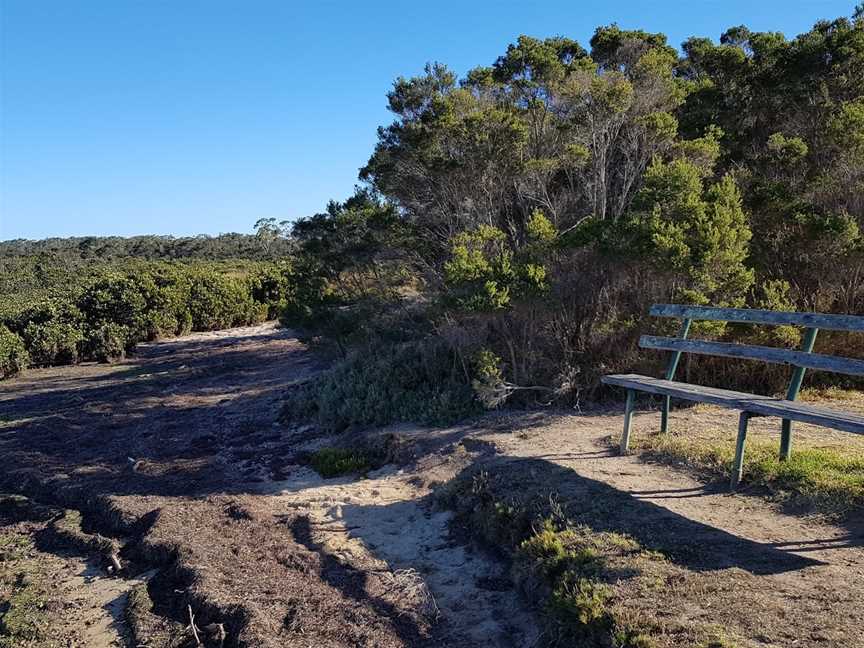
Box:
[250,262,295,319]
[22,321,83,367]
[84,323,132,363]
[282,340,480,432]
[188,271,266,330]
[0,327,29,378]
[0,259,290,378]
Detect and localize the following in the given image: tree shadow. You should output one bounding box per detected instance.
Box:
[287,515,432,646]
[0,327,320,502]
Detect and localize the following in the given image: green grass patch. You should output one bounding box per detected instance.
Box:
[635,433,864,513]
[310,447,373,478]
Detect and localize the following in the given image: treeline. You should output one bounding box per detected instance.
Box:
[282,11,864,430]
[0,230,292,262]
[0,259,293,377]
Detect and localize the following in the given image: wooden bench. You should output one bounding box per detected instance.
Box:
[601,304,864,488]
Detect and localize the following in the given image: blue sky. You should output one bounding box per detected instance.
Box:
[0,1,856,240]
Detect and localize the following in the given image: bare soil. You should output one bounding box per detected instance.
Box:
[1,323,862,647]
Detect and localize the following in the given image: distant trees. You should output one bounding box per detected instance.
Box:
[0,231,292,262]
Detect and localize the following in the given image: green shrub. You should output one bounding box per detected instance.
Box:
[188,271,265,330]
[250,262,295,319]
[85,323,132,363]
[282,340,479,431]
[310,447,372,477]
[78,273,151,338]
[22,321,83,367]
[0,326,29,378]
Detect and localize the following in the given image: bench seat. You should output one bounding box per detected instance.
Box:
[602,374,864,436]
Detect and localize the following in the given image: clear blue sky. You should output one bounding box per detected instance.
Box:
[0,1,856,240]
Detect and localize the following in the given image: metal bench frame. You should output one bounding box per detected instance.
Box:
[601,304,864,488]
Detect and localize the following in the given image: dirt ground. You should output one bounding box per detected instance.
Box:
[1,323,863,647]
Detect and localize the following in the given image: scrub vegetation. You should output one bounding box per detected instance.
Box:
[275,10,864,428]
[0,234,297,375]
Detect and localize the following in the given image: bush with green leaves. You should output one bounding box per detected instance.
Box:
[85,323,132,363]
[282,339,480,432]
[0,326,29,378]
[188,270,267,331]
[22,321,84,367]
[0,259,290,377]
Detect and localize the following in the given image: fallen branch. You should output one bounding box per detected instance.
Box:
[187,604,202,647]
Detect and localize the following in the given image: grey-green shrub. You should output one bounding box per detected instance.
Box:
[85,323,131,363]
[282,340,479,432]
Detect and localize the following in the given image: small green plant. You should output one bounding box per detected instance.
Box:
[310,447,372,478]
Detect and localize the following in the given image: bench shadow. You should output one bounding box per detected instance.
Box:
[334,456,835,579]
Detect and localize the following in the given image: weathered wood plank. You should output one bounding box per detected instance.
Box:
[601,374,864,435]
[639,336,864,377]
[650,304,864,332]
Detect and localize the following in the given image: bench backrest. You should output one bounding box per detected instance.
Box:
[643,305,864,391]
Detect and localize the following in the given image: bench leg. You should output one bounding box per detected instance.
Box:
[620,389,636,455]
[731,412,751,489]
[779,419,793,461]
[661,395,671,433]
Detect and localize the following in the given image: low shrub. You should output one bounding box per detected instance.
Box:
[85,323,132,363]
[188,271,267,330]
[310,447,373,477]
[1,259,287,377]
[282,339,480,432]
[0,327,29,378]
[441,470,658,648]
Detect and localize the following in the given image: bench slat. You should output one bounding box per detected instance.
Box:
[650,304,864,332]
[640,336,864,377]
[601,374,864,435]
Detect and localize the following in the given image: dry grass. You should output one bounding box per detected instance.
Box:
[631,388,864,514]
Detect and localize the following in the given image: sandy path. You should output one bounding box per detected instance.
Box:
[268,460,540,647]
[468,409,864,646]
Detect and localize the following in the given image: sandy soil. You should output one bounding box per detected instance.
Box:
[1,323,862,647]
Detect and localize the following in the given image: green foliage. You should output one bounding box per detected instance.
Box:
[0,257,290,376]
[0,327,28,378]
[187,270,266,331]
[23,321,84,367]
[85,323,132,363]
[310,447,372,477]
[443,471,664,647]
[281,340,479,432]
